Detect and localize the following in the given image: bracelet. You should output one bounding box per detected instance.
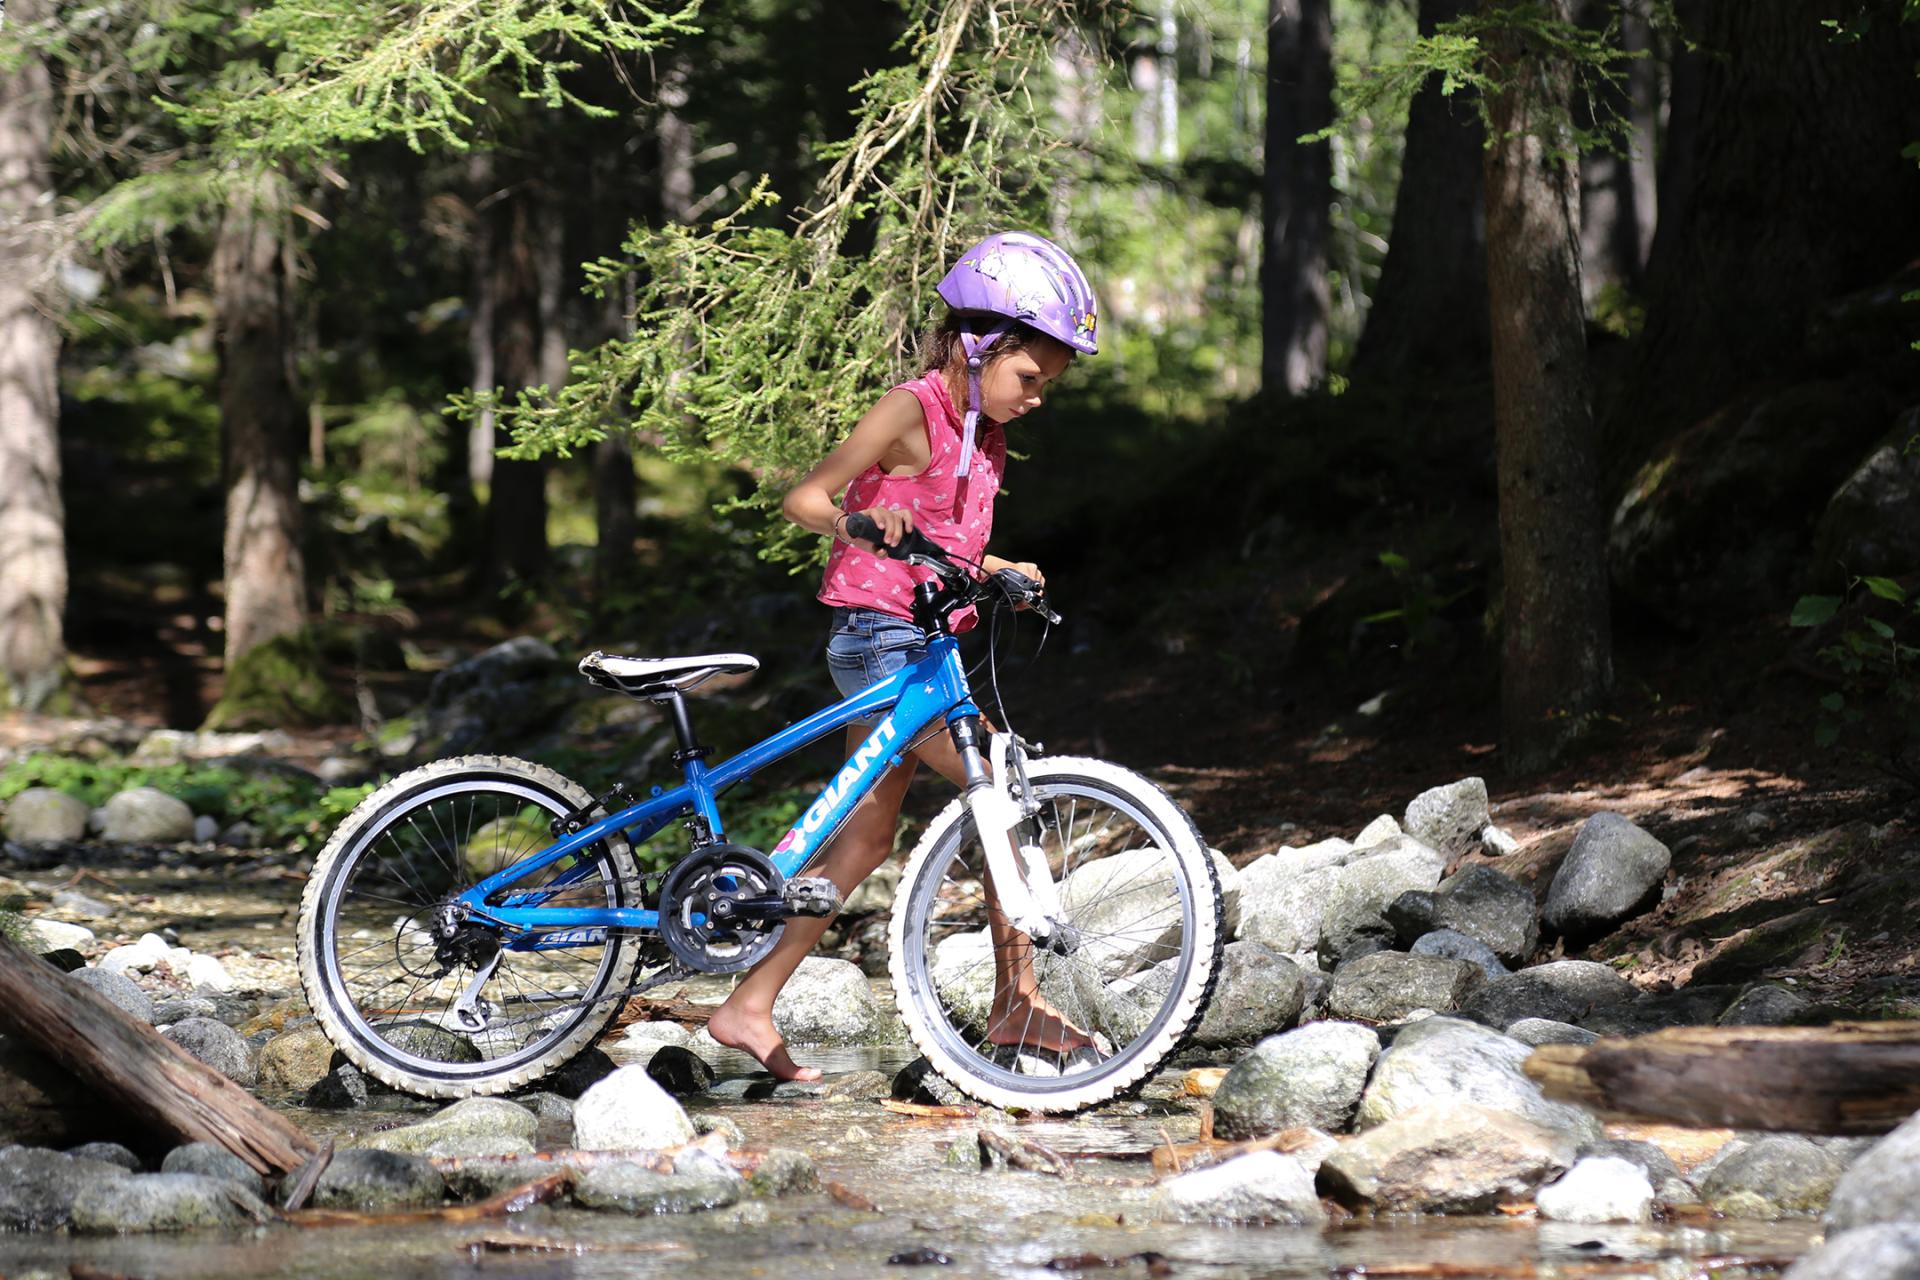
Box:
[832,511,849,543]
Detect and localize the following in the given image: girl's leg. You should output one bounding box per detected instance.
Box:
[706,726,919,1081]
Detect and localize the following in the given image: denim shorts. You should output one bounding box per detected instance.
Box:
[826,606,929,699]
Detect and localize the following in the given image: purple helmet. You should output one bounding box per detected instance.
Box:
[937,231,1099,356]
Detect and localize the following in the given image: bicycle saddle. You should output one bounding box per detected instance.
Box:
[578,650,760,698]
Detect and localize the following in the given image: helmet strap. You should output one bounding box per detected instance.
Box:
[957,318,1014,478]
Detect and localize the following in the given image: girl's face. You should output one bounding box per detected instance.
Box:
[978,337,1073,424]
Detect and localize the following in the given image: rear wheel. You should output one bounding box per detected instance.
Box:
[888,756,1222,1112]
[297,755,646,1098]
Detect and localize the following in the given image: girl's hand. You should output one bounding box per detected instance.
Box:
[847,505,915,553]
[982,554,1044,587]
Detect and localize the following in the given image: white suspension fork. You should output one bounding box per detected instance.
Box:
[967,732,1061,940]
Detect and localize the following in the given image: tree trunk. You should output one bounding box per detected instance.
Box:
[483,182,549,594]
[1482,0,1613,773]
[214,169,308,665]
[1261,0,1332,395]
[0,0,68,712]
[1606,0,1920,484]
[1575,0,1657,306]
[467,153,497,497]
[1349,0,1487,385]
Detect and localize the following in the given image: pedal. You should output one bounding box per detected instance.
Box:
[782,876,841,918]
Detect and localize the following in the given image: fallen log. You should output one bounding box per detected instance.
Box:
[1525,1021,1920,1135]
[0,934,317,1175]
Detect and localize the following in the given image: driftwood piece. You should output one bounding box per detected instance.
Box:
[0,934,317,1174]
[286,1172,571,1227]
[1149,1124,1325,1176]
[1525,1021,1920,1135]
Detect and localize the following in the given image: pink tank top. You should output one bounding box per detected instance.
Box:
[817,371,1006,627]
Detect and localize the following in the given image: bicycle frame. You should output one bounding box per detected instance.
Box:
[452,633,982,951]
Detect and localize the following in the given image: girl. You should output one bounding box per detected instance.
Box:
[704,232,1101,1081]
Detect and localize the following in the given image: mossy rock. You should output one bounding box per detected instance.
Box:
[203,630,352,731]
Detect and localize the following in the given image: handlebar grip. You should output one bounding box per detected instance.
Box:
[841,512,947,562]
[843,512,884,544]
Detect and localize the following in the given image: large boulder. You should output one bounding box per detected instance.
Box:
[69,1173,269,1233]
[1326,951,1484,1022]
[1698,1134,1849,1218]
[1235,857,1341,954]
[160,1143,266,1199]
[572,1064,696,1151]
[1811,408,1920,577]
[1426,865,1539,963]
[1401,779,1491,860]
[1318,838,1446,963]
[1188,942,1308,1046]
[1784,1224,1920,1280]
[1542,813,1671,941]
[1154,1150,1326,1225]
[1825,1110,1920,1230]
[1458,960,1638,1030]
[256,1025,341,1094]
[0,1147,131,1231]
[98,788,196,844]
[773,957,892,1045]
[1212,1021,1381,1138]
[2,789,89,844]
[420,637,570,755]
[1319,1103,1576,1214]
[160,1018,256,1087]
[312,1149,446,1210]
[1354,1016,1601,1144]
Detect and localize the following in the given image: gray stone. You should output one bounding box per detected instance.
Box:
[573,1163,741,1215]
[357,1097,537,1158]
[1327,951,1484,1022]
[573,1064,696,1151]
[65,1142,140,1172]
[1235,857,1341,954]
[1535,1155,1655,1223]
[218,821,262,849]
[441,1156,576,1201]
[1191,942,1308,1046]
[1355,1016,1602,1144]
[0,1147,131,1231]
[49,889,112,919]
[69,1173,269,1233]
[161,1018,257,1087]
[378,1021,483,1067]
[1811,408,1920,577]
[154,996,220,1026]
[184,953,234,994]
[312,1148,445,1210]
[1826,1110,1920,1230]
[305,1064,369,1110]
[1785,1223,1920,1280]
[1154,1150,1326,1225]
[1505,1018,1598,1048]
[1542,813,1671,940]
[1321,1103,1576,1214]
[646,1045,715,1095]
[1411,929,1511,980]
[511,1091,575,1125]
[1319,838,1446,963]
[538,1047,618,1098]
[160,1143,266,1198]
[1580,985,1738,1037]
[745,1149,819,1197]
[892,1056,970,1108]
[1353,815,1401,850]
[3,789,89,844]
[1386,891,1438,943]
[98,788,196,844]
[1698,1134,1847,1218]
[773,957,888,1044]
[69,967,154,1025]
[619,1020,694,1051]
[1213,1021,1381,1138]
[1402,778,1491,860]
[26,918,94,953]
[1458,961,1638,1030]
[256,1024,341,1094]
[1429,865,1539,963]
[1718,983,1814,1027]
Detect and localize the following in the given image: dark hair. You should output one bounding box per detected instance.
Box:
[918,310,1059,377]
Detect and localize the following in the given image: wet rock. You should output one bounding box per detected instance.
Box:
[1698,1134,1847,1218]
[1458,961,1638,1030]
[1718,983,1814,1026]
[3,789,90,844]
[1235,857,1340,954]
[1191,942,1309,1045]
[70,1173,270,1233]
[1505,1018,1598,1048]
[26,918,95,953]
[1321,1102,1575,1214]
[511,1091,574,1125]
[441,1156,576,1201]
[1402,778,1491,860]
[1355,1016,1601,1145]
[1536,1155,1655,1223]
[98,788,196,844]
[256,1024,340,1094]
[69,967,154,1025]
[1155,1150,1326,1225]
[421,637,568,755]
[160,1143,266,1198]
[154,996,220,1026]
[379,1022,483,1066]
[893,1056,970,1108]
[645,1045,715,1096]
[818,1069,892,1101]
[1427,865,1539,963]
[745,1149,819,1197]
[1826,1110,1920,1229]
[1542,813,1670,941]
[1784,1223,1920,1280]
[65,1142,141,1172]
[1212,1021,1381,1138]
[0,1147,130,1230]
[1318,838,1447,963]
[358,1097,537,1158]
[1353,815,1401,850]
[312,1149,445,1210]
[1327,951,1483,1022]
[1411,930,1510,980]
[538,1047,618,1098]
[774,956,890,1044]
[572,1064,696,1151]
[619,1020,694,1050]
[573,1163,741,1215]
[692,1114,745,1146]
[161,1018,257,1087]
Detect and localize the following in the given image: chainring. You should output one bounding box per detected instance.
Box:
[658,843,786,974]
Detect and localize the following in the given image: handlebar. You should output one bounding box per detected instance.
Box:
[842,512,1061,625]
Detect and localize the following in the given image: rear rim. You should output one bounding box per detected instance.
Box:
[898,775,1201,1101]
[314,777,630,1083]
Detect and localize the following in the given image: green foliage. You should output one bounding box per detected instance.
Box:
[0,754,374,854]
[1362,549,1470,653]
[203,631,355,731]
[1792,573,1920,758]
[177,0,701,157]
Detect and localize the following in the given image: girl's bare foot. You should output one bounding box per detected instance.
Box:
[705,1005,823,1082]
[985,993,1096,1054]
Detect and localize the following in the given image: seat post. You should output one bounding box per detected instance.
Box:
[658,691,707,764]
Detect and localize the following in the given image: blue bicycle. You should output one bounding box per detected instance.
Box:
[296,518,1224,1112]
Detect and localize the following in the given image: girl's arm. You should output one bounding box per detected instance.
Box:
[782,389,926,549]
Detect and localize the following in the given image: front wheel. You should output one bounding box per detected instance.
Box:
[888,756,1223,1112]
